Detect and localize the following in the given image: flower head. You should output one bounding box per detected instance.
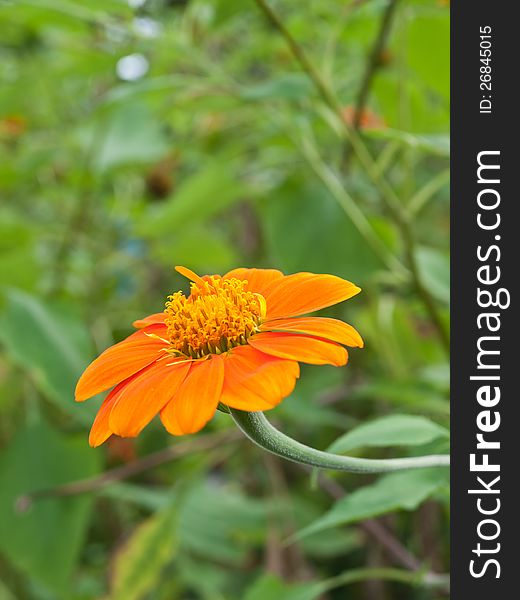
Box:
[76,266,363,446]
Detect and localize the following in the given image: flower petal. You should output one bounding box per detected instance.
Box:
[160,356,224,435]
[248,332,348,366]
[133,313,166,329]
[220,345,299,411]
[261,317,363,348]
[88,396,117,448]
[262,272,361,319]
[75,333,168,402]
[109,359,191,438]
[223,267,284,295]
[175,265,208,287]
[127,322,168,339]
[88,373,141,447]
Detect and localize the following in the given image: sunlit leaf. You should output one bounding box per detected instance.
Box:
[293,468,448,540]
[244,574,323,600]
[109,501,177,600]
[328,414,448,454]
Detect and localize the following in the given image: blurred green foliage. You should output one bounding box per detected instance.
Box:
[0,0,449,598]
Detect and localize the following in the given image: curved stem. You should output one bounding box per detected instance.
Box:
[230,409,450,474]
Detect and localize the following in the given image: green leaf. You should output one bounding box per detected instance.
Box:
[100,483,176,512]
[241,74,313,101]
[178,482,267,566]
[90,103,171,172]
[405,13,449,101]
[0,421,101,596]
[279,366,353,429]
[294,468,448,541]
[373,73,449,135]
[109,502,177,600]
[211,0,254,24]
[138,160,245,236]
[353,380,449,415]
[261,180,385,282]
[0,215,39,291]
[244,574,323,600]
[150,223,238,273]
[356,296,446,377]
[366,129,449,157]
[301,528,361,560]
[0,579,17,600]
[416,247,450,304]
[0,289,96,423]
[328,414,448,454]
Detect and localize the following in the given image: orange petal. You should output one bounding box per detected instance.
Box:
[261,317,364,348]
[133,313,166,329]
[126,322,168,342]
[220,345,299,411]
[262,272,361,319]
[109,359,191,438]
[248,332,348,366]
[88,395,117,448]
[88,373,141,447]
[223,267,284,295]
[160,356,224,435]
[75,333,168,402]
[175,265,207,287]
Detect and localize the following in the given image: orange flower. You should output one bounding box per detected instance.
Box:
[76,267,363,446]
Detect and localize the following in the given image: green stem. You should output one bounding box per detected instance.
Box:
[319,567,449,592]
[299,131,408,279]
[408,168,450,216]
[230,409,450,474]
[352,0,400,130]
[252,0,450,355]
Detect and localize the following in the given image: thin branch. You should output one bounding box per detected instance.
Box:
[313,471,420,571]
[353,0,400,130]
[320,567,450,593]
[299,132,408,278]
[252,0,450,354]
[402,226,450,351]
[253,0,399,214]
[16,430,241,511]
[310,469,449,593]
[263,455,315,581]
[322,0,368,80]
[49,118,106,296]
[254,0,340,113]
[341,0,399,167]
[408,168,450,216]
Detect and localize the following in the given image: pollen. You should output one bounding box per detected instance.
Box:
[164,276,266,358]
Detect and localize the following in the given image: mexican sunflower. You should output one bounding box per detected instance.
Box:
[76,267,363,447]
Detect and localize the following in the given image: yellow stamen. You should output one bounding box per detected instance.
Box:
[164,275,264,358]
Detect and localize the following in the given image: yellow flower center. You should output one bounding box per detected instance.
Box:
[164,276,266,358]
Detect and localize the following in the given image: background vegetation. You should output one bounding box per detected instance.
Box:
[0,0,449,598]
